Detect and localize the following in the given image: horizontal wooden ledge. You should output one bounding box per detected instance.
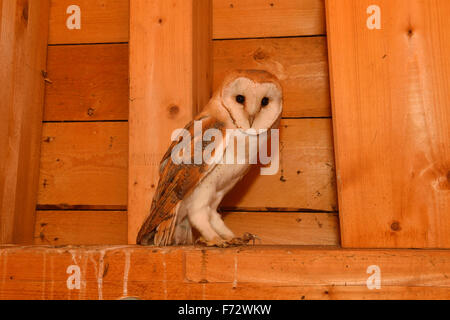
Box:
[48,0,130,45]
[0,246,449,300]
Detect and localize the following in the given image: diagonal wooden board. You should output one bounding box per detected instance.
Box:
[0,246,449,300]
[326,0,450,248]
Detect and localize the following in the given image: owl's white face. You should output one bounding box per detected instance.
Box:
[221,77,282,132]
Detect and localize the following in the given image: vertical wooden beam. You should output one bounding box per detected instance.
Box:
[0,0,50,244]
[326,0,450,248]
[128,0,212,243]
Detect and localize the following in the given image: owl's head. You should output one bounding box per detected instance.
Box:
[219,70,283,132]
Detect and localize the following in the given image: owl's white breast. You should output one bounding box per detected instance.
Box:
[178,162,250,220]
[178,130,265,220]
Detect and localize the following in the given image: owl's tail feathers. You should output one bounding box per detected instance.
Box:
[137,204,180,246]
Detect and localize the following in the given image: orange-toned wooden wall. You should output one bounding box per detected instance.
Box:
[2,0,449,301]
[36,0,338,246]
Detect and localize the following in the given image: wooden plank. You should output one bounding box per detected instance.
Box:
[37,122,128,207]
[48,0,129,44]
[326,0,450,248]
[213,0,326,39]
[31,211,338,246]
[43,37,331,122]
[129,0,213,244]
[48,0,325,45]
[44,44,128,121]
[214,37,331,118]
[34,211,127,245]
[37,119,336,211]
[185,247,450,286]
[189,284,450,300]
[1,280,449,300]
[0,246,449,299]
[0,0,50,244]
[223,212,339,245]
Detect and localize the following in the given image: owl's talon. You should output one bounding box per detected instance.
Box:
[195,233,259,248]
[227,233,260,246]
[242,232,260,245]
[196,237,229,248]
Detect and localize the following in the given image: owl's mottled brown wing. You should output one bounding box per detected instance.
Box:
[136,115,226,246]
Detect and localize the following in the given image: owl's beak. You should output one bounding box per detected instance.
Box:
[249,115,255,127]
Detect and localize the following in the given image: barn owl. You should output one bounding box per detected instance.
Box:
[137,70,283,247]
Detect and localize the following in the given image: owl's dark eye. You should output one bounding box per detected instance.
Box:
[236,95,245,104]
[261,97,270,107]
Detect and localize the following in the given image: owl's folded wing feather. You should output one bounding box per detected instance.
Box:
[136,115,227,246]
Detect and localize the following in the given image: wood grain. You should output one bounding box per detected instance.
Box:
[185,247,450,286]
[37,122,128,207]
[213,0,326,39]
[128,0,213,244]
[43,38,331,122]
[0,0,50,244]
[214,37,331,118]
[0,246,449,300]
[34,211,127,245]
[31,211,339,246]
[44,44,129,121]
[47,0,325,44]
[37,120,336,211]
[326,0,450,248]
[224,212,339,245]
[48,0,129,44]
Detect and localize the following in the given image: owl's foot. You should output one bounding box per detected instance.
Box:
[227,233,260,246]
[195,236,230,248]
[195,233,260,248]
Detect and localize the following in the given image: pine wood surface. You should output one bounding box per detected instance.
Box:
[37,120,337,211]
[0,245,449,300]
[0,0,50,244]
[326,0,450,248]
[47,0,326,44]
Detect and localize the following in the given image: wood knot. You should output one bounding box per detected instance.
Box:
[407,29,414,37]
[168,105,180,118]
[87,108,95,117]
[390,221,401,232]
[253,48,266,61]
[22,4,29,22]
